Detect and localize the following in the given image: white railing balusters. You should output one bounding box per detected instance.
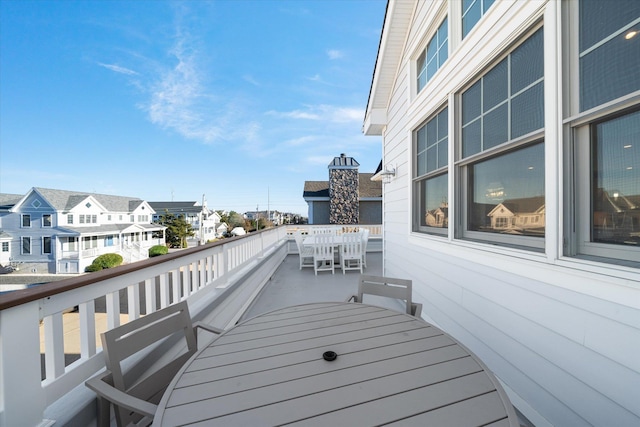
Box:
[127,283,140,321]
[145,278,155,314]
[106,291,120,330]
[43,312,65,380]
[159,273,169,308]
[79,301,96,358]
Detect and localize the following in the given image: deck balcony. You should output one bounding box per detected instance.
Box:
[0,225,383,427]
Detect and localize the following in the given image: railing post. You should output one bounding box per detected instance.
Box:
[0,302,47,427]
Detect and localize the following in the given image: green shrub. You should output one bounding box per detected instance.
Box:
[149,245,168,257]
[84,264,103,272]
[94,253,123,268]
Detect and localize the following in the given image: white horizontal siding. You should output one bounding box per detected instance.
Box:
[377,1,640,426]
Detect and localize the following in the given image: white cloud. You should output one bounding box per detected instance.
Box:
[97,62,139,75]
[327,49,344,60]
[266,105,362,123]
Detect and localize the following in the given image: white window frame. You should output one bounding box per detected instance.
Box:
[456,24,546,250]
[67,214,73,224]
[417,14,449,93]
[564,1,640,267]
[42,214,52,227]
[413,105,449,236]
[42,236,52,254]
[21,237,31,255]
[1,242,9,252]
[21,214,31,228]
[462,0,495,39]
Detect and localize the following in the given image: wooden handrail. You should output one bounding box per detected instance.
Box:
[0,235,247,311]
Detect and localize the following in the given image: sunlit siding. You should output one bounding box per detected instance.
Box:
[375,1,640,426]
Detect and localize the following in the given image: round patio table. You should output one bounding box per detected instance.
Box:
[153,301,518,426]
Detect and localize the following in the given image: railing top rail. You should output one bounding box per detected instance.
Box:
[0,233,249,311]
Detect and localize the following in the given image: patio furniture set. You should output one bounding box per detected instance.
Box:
[84,275,518,426]
[294,228,370,275]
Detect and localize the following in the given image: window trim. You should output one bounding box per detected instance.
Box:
[571,108,640,265]
[413,104,450,236]
[42,236,52,254]
[455,24,546,250]
[21,236,31,255]
[462,0,495,39]
[21,214,31,228]
[415,7,449,94]
[42,214,52,227]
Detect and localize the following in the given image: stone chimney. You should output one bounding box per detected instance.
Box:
[329,153,359,224]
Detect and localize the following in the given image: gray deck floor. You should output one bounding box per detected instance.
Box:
[241,252,403,321]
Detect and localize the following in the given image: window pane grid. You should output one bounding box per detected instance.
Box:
[414,107,449,234]
[462,28,543,158]
[417,18,448,93]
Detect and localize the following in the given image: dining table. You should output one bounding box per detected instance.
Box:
[153,301,519,426]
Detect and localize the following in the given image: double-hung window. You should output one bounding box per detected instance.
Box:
[22,237,31,255]
[414,106,449,235]
[462,0,495,39]
[22,214,31,228]
[42,214,52,227]
[43,237,52,254]
[571,1,640,265]
[459,27,545,249]
[417,17,448,92]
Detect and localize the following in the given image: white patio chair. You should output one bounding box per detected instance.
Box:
[340,232,363,274]
[361,228,370,268]
[85,301,223,427]
[313,233,335,275]
[294,230,314,270]
[346,274,422,317]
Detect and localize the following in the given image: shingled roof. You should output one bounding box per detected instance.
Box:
[302,173,381,199]
[28,187,148,212]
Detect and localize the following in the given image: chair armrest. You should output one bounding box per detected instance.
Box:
[193,321,224,335]
[85,373,157,418]
[411,302,423,318]
[345,295,358,303]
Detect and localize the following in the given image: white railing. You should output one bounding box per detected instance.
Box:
[0,224,381,426]
[0,226,294,427]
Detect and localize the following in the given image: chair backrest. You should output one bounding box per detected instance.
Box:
[358,275,414,315]
[313,227,336,235]
[342,232,362,257]
[313,233,334,258]
[293,230,305,252]
[100,301,198,426]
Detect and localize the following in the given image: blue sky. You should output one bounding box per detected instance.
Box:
[0,0,386,215]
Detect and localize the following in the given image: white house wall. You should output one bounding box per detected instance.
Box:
[377,1,639,426]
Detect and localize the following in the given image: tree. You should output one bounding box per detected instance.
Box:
[155,210,194,248]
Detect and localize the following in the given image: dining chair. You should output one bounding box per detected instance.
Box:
[346,274,422,317]
[313,233,335,275]
[340,232,363,274]
[360,228,370,268]
[294,230,314,270]
[85,301,223,427]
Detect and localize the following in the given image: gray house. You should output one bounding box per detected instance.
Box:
[303,154,382,224]
[0,187,165,274]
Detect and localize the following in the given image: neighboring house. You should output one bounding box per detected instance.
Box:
[0,187,165,274]
[244,210,287,226]
[303,154,382,224]
[363,1,639,427]
[149,199,218,243]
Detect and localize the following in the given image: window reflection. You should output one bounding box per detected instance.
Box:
[420,174,448,229]
[468,143,545,236]
[592,110,640,245]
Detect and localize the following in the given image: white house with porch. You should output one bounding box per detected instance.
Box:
[0,187,165,274]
